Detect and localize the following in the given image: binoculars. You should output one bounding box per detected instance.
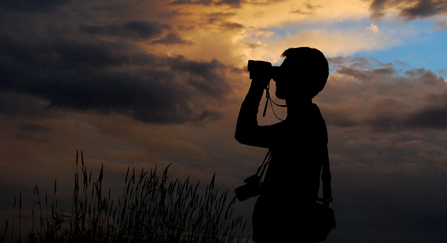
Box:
[247,60,281,80]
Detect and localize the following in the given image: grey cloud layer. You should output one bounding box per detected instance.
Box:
[324,57,447,132]
[170,0,243,7]
[0,0,71,12]
[79,21,172,40]
[0,23,229,124]
[370,0,447,20]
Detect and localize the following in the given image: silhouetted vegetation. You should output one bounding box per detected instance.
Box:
[1,150,248,243]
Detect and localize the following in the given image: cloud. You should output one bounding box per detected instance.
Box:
[366,23,379,33]
[369,0,447,20]
[79,21,171,40]
[18,123,53,133]
[152,32,194,45]
[170,0,244,7]
[220,21,245,30]
[433,19,447,30]
[0,92,55,119]
[404,89,447,129]
[2,2,447,242]
[321,57,447,132]
[292,2,323,15]
[0,31,231,124]
[238,26,402,64]
[0,0,71,12]
[206,15,245,31]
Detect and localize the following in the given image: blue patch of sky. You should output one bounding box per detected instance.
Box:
[269,18,376,38]
[352,19,447,76]
[268,18,447,77]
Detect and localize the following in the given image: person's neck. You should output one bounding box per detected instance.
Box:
[286,98,313,118]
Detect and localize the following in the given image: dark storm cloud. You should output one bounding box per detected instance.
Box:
[207,19,244,31]
[405,90,447,129]
[205,13,244,30]
[152,32,194,45]
[170,0,243,7]
[370,0,447,20]
[0,0,70,12]
[19,123,53,133]
[0,92,55,119]
[221,21,244,30]
[79,20,171,40]
[406,106,447,128]
[323,57,447,132]
[167,55,229,97]
[0,30,230,124]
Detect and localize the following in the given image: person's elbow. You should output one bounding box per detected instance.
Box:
[235,128,254,145]
[234,130,243,144]
[234,129,247,145]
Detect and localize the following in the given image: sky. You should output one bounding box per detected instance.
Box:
[1,0,447,242]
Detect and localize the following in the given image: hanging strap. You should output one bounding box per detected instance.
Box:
[243,150,271,184]
[318,151,332,206]
[257,150,272,179]
[263,84,287,120]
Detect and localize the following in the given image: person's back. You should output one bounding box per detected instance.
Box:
[235,47,329,242]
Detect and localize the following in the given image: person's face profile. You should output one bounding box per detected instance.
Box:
[273,58,295,100]
[274,57,316,101]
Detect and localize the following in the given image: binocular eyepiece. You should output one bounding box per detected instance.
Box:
[247,60,281,80]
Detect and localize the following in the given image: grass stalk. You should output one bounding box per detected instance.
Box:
[2,150,249,243]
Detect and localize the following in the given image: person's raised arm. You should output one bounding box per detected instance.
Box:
[235,77,271,148]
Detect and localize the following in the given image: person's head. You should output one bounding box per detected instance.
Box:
[274,47,329,101]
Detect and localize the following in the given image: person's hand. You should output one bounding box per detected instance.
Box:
[250,77,271,90]
[248,60,272,90]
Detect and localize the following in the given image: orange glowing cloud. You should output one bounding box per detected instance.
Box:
[147,0,399,69]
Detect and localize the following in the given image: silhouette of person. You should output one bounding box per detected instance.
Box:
[235,47,329,243]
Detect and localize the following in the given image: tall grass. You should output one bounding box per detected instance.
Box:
[2,150,248,243]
